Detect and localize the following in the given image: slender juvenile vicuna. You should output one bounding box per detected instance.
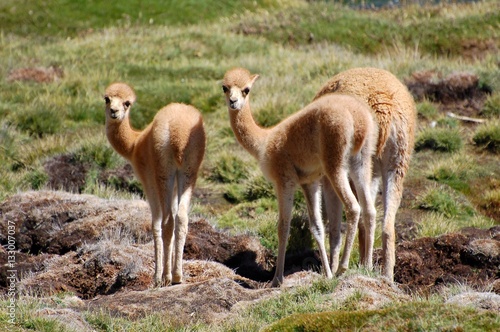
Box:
[314,67,416,281]
[104,83,205,287]
[222,68,377,287]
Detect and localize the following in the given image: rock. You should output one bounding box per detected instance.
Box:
[332,274,409,310]
[34,308,94,332]
[87,277,275,323]
[446,292,500,312]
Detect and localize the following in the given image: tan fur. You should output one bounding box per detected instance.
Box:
[314,67,417,281]
[222,68,378,287]
[104,82,206,287]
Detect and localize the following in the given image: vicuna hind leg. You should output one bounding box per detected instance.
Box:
[380,138,409,281]
[171,171,194,284]
[322,178,343,275]
[145,184,165,287]
[349,154,377,269]
[358,163,381,266]
[325,169,361,275]
[159,173,177,286]
[381,167,404,281]
[301,181,333,279]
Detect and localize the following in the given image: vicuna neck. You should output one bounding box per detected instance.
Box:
[229,101,268,159]
[106,116,140,160]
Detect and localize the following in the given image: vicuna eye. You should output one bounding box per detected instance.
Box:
[222,85,229,93]
[104,96,110,104]
[242,87,250,96]
[124,101,131,108]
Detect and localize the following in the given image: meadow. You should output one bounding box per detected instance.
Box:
[0,0,499,330]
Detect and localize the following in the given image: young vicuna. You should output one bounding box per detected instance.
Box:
[104,83,206,287]
[222,68,377,287]
[314,67,417,281]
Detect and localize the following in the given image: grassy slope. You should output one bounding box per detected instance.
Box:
[0,0,499,331]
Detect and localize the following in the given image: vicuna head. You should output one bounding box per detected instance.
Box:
[104,83,137,121]
[222,67,259,111]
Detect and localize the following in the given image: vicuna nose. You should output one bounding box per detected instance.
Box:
[110,108,118,119]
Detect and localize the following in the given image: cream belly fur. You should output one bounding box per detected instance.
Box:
[315,67,417,281]
[222,68,378,287]
[104,82,206,287]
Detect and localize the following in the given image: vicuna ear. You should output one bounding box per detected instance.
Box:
[245,74,259,92]
[250,74,260,85]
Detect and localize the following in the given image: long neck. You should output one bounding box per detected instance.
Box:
[106,116,140,160]
[229,101,269,159]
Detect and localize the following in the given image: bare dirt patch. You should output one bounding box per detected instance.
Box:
[7,65,64,83]
[404,70,491,117]
[388,226,500,295]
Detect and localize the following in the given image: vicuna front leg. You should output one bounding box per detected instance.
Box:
[301,181,333,279]
[271,183,295,287]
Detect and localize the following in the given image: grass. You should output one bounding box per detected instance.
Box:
[426,152,480,193]
[263,301,500,332]
[481,92,500,118]
[415,127,463,153]
[0,0,499,331]
[473,120,500,154]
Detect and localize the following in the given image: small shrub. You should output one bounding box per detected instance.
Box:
[15,108,61,138]
[417,100,438,121]
[76,141,121,169]
[255,100,296,127]
[426,154,477,192]
[480,92,500,118]
[106,175,143,197]
[287,214,314,253]
[208,154,248,183]
[473,120,500,154]
[69,103,105,124]
[415,127,462,153]
[416,186,475,218]
[223,183,245,203]
[436,117,459,129]
[22,168,48,190]
[244,175,274,201]
[481,188,500,216]
[257,214,279,251]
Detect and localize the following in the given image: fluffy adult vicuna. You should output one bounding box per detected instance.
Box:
[314,67,417,281]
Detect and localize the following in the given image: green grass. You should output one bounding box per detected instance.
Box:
[233,1,500,57]
[263,302,500,332]
[416,185,475,218]
[1,0,499,331]
[417,100,439,121]
[426,153,479,193]
[416,212,495,238]
[481,92,500,118]
[415,127,463,153]
[473,120,500,154]
[0,0,285,37]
